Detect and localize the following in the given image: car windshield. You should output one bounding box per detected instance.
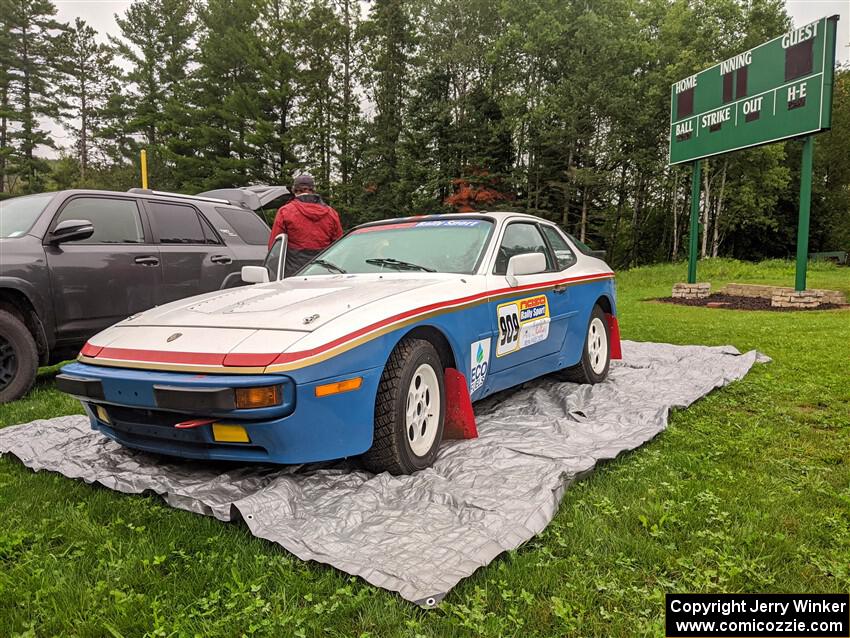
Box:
[300,218,494,275]
[0,193,55,238]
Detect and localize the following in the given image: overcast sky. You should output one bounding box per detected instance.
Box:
[43,0,850,157]
[53,0,850,61]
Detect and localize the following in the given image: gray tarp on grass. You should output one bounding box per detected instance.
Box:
[0,341,767,605]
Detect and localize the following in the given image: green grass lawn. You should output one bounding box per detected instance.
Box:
[1,259,848,637]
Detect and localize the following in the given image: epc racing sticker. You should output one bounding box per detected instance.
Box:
[496,295,550,357]
[469,338,491,394]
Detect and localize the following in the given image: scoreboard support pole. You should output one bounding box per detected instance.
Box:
[687,160,702,284]
[795,135,814,291]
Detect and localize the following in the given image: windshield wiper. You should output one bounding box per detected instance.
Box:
[311,258,347,274]
[365,258,436,272]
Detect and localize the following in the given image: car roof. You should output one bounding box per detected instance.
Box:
[353,210,550,230]
[49,189,250,213]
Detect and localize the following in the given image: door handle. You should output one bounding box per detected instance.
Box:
[210,254,232,264]
[134,256,159,266]
[553,283,568,294]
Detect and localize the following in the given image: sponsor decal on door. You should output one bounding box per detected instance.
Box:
[496,295,550,357]
[469,338,491,394]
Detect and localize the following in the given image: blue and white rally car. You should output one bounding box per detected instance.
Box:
[57,212,621,474]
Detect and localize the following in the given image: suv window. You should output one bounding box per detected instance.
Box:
[494,222,553,275]
[216,207,270,245]
[54,197,144,244]
[540,225,577,270]
[148,201,216,244]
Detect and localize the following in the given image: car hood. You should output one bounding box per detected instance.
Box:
[82,273,481,372]
[120,274,450,332]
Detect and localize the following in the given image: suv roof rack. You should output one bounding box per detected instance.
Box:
[127,188,231,205]
[128,185,291,211]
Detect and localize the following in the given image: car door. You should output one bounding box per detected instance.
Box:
[538,223,580,352]
[45,195,161,342]
[144,200,237,305]
[485,221,568,378]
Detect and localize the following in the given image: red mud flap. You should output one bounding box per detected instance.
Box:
[442,368,478,440]
[607,314,622,360]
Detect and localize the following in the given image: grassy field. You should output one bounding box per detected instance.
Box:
[1,259,848,637]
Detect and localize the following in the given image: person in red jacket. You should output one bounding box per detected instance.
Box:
[269,174,343,276]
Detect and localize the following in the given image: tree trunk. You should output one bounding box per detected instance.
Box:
[630,173,645,267]
[670,169,680,261]
[700,160,711,259]
[580,184,589,243]
[560,145,573,227]
[608,163,627,263]
[80,79,88,181]
[340,0,352,200]
[711,159,728,258]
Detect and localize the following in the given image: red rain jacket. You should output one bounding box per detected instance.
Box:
[268,195,343,251]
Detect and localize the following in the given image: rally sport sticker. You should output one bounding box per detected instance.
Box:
[469,338,491,394]
[496,295,550,357]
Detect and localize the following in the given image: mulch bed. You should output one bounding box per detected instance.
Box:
[656,293,845,312]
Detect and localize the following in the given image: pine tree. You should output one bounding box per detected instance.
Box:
[177,0,263,191]
[0,0,17,193]
[359,0,413,218]
[56,17,116,182]
[5,0,65,193]
[111,0,195,187]
[254,0,298,183]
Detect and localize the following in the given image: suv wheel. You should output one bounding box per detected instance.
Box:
[0,309,38,403]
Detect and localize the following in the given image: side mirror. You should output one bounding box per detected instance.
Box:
[590,249,607,260]
[241,265,270,284]
[50,219,94,244]
[506,252,546,287]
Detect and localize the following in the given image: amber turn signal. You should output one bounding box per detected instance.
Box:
[234,385,281,409]
[314,377,363,398]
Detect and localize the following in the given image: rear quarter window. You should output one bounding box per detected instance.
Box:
[215,207,271,245]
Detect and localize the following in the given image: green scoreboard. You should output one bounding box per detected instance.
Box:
[669,16,839,165]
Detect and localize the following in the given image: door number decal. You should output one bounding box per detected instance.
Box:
[496,295,550,357]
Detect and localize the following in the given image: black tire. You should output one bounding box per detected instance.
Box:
[0,309,38,403]
[361,338,445,475]
[556,304,611,385]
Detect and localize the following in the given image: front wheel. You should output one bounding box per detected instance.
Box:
[361,338,445,475]
[0,309,38,403]
[556,304,611,385]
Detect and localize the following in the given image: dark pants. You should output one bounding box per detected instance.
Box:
[284,248,322,277]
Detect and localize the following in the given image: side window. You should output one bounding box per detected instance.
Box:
[148,202,208,244]
[493,222,553,276]
[53,197,144,244]
[216,207,271,245]
[199,215,222,245]
[540,225,577,270]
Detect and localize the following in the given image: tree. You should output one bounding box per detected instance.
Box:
[359,0,413,218]
[0,0,17,193]
[111,0,196,187]
[5,0,65,193]
[56,17,116,182]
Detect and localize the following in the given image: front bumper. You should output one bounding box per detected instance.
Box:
[58,361,383,464]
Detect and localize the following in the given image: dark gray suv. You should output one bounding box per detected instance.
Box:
[0,187,286,402]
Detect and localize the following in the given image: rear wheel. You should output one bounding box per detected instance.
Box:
[361,338,445,475]
[556,304,610,385]
[0,309,38,403]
